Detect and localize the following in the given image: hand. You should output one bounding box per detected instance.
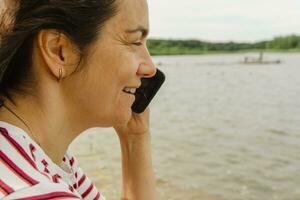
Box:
[114,108,157,200]
[114,107,151,139]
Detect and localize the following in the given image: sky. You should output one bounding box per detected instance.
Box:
[148,0,300,42]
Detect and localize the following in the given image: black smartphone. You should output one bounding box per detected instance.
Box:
[132,68,165,113]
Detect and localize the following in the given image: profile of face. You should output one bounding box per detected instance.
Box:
[58,0,156,127]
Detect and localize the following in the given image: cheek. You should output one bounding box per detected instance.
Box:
[75,42,139,118]
[115,56,139,83]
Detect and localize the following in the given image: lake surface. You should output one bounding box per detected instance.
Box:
[71,53,300,200]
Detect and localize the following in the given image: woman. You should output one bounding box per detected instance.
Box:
[0,0,158,199]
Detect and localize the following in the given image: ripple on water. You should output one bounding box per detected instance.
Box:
[268,129,290,136]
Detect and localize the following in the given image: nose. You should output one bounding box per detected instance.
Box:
[136,52,157,78]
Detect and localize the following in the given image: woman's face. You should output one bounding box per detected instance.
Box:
[63,0,156,127]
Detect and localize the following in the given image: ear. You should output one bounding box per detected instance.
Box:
[37,30,81,80]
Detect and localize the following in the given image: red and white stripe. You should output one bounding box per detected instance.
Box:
[63,151,103,200]
[0,121,105,200]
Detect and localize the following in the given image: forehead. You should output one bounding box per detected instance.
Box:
[111,0,149,30]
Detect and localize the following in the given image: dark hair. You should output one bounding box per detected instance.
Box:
[0,0,118,105]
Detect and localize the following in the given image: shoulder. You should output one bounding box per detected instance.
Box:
[0,126,48,183]
[0,127,83,199]
[0,124,105,200]
[0,127,67,198]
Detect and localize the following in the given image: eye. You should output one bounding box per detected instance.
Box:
[132,42,143,46]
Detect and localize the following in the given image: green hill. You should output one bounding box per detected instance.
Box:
[147,35,300,55]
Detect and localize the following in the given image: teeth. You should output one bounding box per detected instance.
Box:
[130,88,136,94]
[123,87,136,94]
[124,87,131,93]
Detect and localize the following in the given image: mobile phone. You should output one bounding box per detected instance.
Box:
[132,68,165,113]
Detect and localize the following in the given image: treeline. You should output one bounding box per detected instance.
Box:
[147,35,300,55]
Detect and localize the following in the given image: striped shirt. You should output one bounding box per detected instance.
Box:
[0,121,105,200]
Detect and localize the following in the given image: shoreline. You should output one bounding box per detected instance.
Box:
[150,49,300,56]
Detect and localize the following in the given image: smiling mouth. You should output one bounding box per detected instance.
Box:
[122,87,137,95]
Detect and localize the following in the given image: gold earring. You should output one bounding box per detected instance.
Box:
[58,67,63,81]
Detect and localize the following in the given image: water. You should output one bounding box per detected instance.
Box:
[71,53,300,200]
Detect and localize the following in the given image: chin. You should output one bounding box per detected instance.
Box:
[114,107,132,125]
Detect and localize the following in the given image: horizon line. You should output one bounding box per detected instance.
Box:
[148,33,300,43]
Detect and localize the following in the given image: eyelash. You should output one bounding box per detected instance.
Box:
[132,42,143,46]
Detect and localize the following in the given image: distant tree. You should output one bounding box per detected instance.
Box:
[146,35,300,55]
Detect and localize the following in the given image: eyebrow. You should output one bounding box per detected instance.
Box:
[125,26,149,38]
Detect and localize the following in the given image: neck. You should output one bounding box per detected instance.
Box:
[0,94,77,165]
